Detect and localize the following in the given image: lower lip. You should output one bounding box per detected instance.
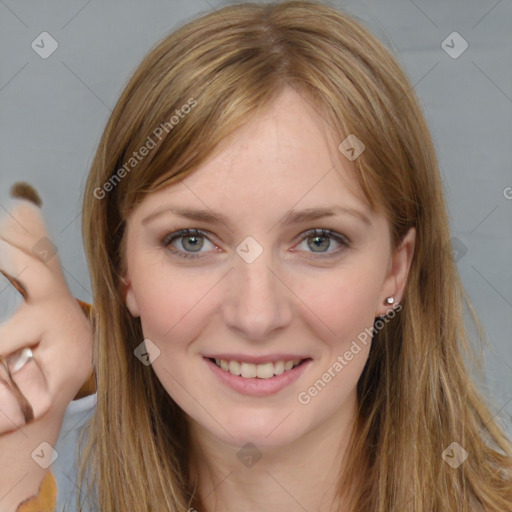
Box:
[204,357,312,397]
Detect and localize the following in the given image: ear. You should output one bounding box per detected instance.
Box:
[120,274,140,318]
[375,227,416,317]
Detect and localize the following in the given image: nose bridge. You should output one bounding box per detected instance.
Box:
[223,242,291,338]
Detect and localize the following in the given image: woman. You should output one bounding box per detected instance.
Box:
[1,1,511,510]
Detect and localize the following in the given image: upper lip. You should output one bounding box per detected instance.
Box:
[203,354,311,364]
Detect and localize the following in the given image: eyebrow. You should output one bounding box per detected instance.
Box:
[142,204,371,228]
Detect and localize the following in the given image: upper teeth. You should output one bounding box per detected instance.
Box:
[214,359,303,379]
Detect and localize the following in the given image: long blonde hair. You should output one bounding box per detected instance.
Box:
[80,1,512,510]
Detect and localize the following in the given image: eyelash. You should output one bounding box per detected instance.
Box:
[160,228,351,260]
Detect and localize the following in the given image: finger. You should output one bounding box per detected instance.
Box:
[34,300,94,400]
[5,348,50,422]
[0,197,64,279]
[0,346,51,434]
[0,363,26,434]
[0,238,66,303]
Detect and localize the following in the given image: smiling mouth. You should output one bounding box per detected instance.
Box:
[208,357,310,379]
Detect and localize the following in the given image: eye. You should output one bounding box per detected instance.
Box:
[293,228,350,258]
[160,229,216,260]
[160,228,351,260]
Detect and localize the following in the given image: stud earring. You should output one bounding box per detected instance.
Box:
[385,297,395,305]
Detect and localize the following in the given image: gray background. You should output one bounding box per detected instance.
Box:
[1,0,511,435]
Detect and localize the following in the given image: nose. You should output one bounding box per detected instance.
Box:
[222,247,293,340]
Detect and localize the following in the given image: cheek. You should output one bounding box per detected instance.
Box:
[291,269,380,420]
[296,262,384,348]
[133,262,217,345]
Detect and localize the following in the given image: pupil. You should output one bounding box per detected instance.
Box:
[310,235,329,252]
[183,234,203,252]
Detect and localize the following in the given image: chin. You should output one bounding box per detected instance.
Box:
[206,414,308,450]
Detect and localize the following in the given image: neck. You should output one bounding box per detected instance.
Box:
[188,391,361,512]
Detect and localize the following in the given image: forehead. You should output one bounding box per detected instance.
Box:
[136,88,370,221]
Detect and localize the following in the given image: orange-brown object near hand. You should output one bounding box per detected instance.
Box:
[15,472,57,512]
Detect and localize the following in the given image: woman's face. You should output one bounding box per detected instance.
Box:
[123,87,415,449]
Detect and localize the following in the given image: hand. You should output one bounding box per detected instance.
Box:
[0,185,93,435]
